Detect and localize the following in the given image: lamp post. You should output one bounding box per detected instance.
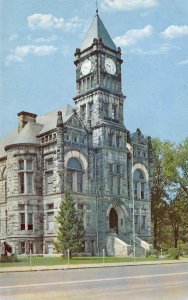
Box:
[127,143,136,262]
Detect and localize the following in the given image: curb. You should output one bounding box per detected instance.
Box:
[0,259,188,273]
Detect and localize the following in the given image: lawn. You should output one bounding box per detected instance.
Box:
[0,255,172,268]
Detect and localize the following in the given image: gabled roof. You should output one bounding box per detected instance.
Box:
[80,12,116,51]
[131,128,148,145]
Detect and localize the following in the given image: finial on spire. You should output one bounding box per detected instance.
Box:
[96,0,98,14]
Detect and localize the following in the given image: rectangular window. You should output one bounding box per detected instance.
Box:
[18,160,33,194]
[20,241,25,254]
[47,203,54,210]
[65,134,69,141]
[28,213,33,230]
[117,177,121,195]
[116,135,120,148]
[19,160,24,170]
[104,102,108,118]
[135,215,140,231]
[116,164,121,174]
[112,104,117,120]
[77,173,82,192]
[81,104,86,120]
[72,135,78,143]
[67,171,73,191]
[88,102,93,119]
[27,173,33,194]
[108,133,113,146]
[109,164,113,173]
[20,213,25,230]
[47,212,54,230]
[141,183,145,199]
[80,136,85,144]
[19,173,25,194]
[26,160,32,170]
[46,172,53,194]
[109,175,113,194]
[141,215,146,230]
[134,182,138,199]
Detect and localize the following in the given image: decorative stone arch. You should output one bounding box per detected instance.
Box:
[106,203,129,234]
[64,150,88,171]
[133,163,149,200]
[132,163,149,181]
[64,150,88,193]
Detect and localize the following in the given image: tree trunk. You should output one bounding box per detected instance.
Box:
[174,227,179,248]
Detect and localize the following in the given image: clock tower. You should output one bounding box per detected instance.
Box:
[73,11,126,131]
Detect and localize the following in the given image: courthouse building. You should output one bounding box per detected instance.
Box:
[0,11,153,255]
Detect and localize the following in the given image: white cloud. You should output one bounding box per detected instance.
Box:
[132,45,169,55]
[34,35,58,43]
[9,33,19,42]
[114,25,153,47]
[131,44,180,55]
[101,0,159,11]
[28,14,64,30]
[162,25,188,39]
[178,59,188,66]
[28,13,86,33]
[5,45,57,65]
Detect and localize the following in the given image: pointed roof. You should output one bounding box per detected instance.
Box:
[80,12,116,51]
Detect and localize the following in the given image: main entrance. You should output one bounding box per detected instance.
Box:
[109,208,118,233]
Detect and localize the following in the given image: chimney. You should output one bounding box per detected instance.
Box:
[17,111,37,132]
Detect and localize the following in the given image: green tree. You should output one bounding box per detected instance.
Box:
[151,138,188,250]
[166,192,188,247]
[55,191,84,257]
[151,138,171,249]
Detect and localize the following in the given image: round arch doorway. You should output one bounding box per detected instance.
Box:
[109,208,118,233]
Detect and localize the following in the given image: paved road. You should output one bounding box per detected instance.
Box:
[0,263,188,299]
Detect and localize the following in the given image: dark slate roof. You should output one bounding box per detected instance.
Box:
[37,105,74,134]
[80,12,116,51]
[0,105,74,158]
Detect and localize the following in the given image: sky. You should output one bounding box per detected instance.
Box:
[0,0,187,143]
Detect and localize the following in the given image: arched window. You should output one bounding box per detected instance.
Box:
[133,169,146,200]
[67,158,83,193]
[67,158,82,170]
[134,170,144,180]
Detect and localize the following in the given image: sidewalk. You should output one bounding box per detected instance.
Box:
[0,258,188,273]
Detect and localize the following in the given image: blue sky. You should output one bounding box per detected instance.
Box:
[0,0,187,143]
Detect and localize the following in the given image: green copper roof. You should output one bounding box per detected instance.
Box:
[80,12,116,51]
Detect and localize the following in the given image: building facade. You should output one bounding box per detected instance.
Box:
[0,12,153,255]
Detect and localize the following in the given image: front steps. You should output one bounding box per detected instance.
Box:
[106,233,131,257]
[106,232,152,257]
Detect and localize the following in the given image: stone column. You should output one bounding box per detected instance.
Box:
[56,111,65,193]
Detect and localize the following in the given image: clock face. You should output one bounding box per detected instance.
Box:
[105,57,116,75]
[81,59,91,76]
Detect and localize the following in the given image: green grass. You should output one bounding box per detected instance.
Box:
[0,255,173,268]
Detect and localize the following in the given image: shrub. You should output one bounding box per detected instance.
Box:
[145,250,151,257]
[152,249,159,257]
[168,247,180,259]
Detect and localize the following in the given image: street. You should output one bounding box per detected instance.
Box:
[0,263,188,299]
